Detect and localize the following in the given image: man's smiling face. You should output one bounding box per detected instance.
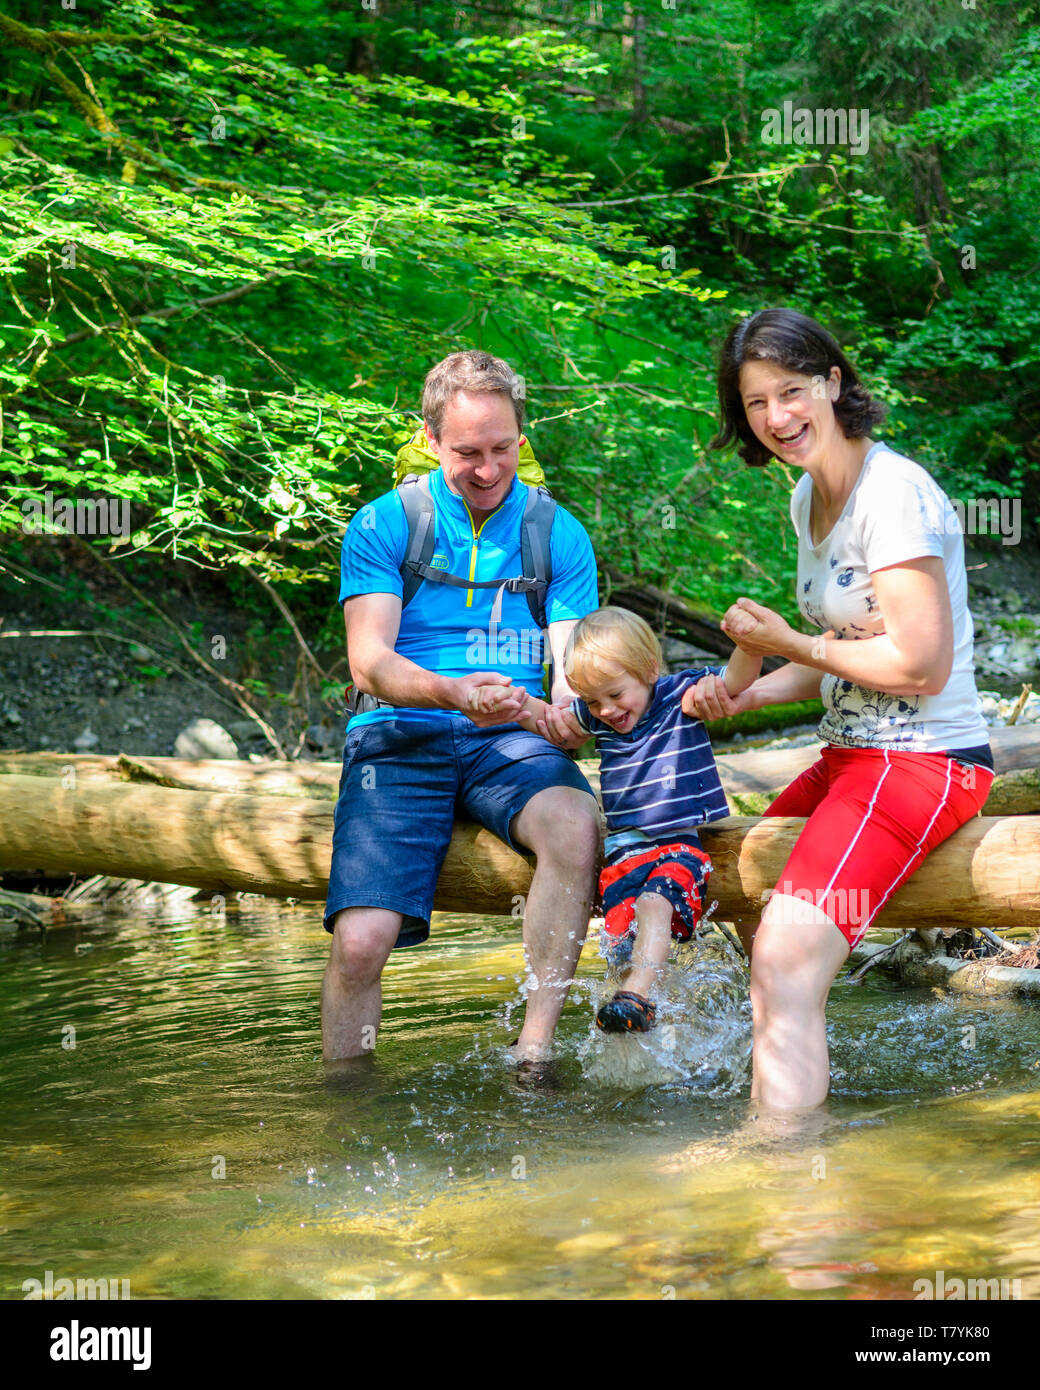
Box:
[425,390,522,518]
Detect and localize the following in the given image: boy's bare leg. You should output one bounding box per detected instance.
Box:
[619,893,673,999]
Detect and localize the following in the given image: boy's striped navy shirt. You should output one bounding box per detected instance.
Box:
[574,667,731,838]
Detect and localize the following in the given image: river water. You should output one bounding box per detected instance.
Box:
[2,902,1039,1301]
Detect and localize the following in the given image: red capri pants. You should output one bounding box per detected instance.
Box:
[762,746,994,948]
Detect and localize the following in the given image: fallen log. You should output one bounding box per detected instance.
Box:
[600,564,784,669]
[0,751,340,798]
[978,766,1040,816]
[849,937,1040,998]
[3,722,1040,812]
[2,774,1038,927]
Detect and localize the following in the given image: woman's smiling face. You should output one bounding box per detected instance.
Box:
[738,360,843,469]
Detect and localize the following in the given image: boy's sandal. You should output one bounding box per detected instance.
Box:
[596,990,657,1034]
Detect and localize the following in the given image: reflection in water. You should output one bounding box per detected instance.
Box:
[1,903,1039,1299]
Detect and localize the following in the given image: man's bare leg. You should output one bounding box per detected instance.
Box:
[508,785,599,1060]
[321,906,402,1060]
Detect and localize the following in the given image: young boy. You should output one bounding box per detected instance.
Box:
[516,607,761,1033]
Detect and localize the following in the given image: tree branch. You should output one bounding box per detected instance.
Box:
[55,259,318,348]
[0,13,158,52]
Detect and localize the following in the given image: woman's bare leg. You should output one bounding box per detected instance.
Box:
[749,893,850,1110]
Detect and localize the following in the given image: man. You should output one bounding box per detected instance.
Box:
[321,349,600,1064]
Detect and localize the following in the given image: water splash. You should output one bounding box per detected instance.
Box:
[580,931,752,1092]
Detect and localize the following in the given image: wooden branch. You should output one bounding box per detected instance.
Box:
[115,755,195,790]
[0,14,157,53]
[43,54,118,137]
[850,937,1040,999]
[10,39,311,207]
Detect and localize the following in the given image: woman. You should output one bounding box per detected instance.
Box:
[684,308,994,1111]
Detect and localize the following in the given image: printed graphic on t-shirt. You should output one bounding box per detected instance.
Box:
[789,443,987,752]
[820,675,922,748]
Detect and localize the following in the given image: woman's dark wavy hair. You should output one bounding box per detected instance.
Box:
[711,308,886,467]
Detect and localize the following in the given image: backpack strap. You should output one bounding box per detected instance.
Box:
[519,484,555,633]
[393,473,558,689]
[397,476,556,623]
[397,473,437,609]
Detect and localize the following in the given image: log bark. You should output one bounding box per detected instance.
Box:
[849,938,1040,998]
[2,774,1038,927]
[3,724,1039,814]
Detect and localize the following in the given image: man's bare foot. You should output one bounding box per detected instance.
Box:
[507,1038,559,1089]
[507,1036,554,1065]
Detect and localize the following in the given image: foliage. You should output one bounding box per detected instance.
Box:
[1,0,1037,646]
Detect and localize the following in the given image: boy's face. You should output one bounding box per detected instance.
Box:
[575,661,656,734]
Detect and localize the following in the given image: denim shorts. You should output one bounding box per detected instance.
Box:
[323,712,593,948]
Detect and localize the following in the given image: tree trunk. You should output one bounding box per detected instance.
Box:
[1,775,1038,927]
[2,723,1039,810]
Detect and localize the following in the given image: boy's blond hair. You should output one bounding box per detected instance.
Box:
[564,606,662,691]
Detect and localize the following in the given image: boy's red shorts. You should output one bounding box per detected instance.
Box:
[762,745,994,947]
[599,840,713,943]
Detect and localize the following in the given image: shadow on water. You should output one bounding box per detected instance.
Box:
[2,903,1039,1298]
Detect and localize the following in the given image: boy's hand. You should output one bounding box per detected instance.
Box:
[721,601,762,642]
[455,673,530,726]
[682,673,756,723]
[536,702,587,749]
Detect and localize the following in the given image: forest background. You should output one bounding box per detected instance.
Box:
[1,0,1038,755]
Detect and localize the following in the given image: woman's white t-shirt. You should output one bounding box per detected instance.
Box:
[790,441,987,752]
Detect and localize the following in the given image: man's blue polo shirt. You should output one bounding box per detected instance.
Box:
[340,469,599,726]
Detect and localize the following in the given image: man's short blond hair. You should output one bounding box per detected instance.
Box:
[422,349,525,439]
[564,607,662,690]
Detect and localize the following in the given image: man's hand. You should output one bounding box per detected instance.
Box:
[721,597,795,658]
[535,702,587,749]
[454,672,530,727]
[682,673,757,723]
